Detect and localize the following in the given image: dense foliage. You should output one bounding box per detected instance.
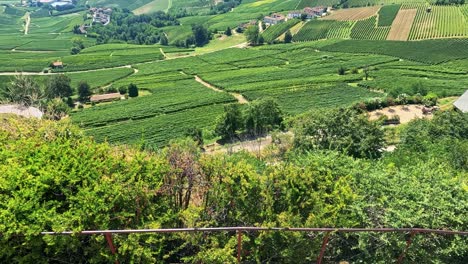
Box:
[1,110,466,262]
[87,9,179,44]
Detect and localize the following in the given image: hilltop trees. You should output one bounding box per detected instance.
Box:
[0,109,467,262]
[1,74,42,106]
[293,108,385,158]
[215,98,283,140]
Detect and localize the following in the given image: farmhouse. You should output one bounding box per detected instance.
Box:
[303,6,326,18]
[264,13,285,25]
[52,61,63,68]
[90,93,122,103]
[287,11,302,19]
[453,90,468,113]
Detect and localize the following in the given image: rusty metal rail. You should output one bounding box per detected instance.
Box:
[40,227,468,263]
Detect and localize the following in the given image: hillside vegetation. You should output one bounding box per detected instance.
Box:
[0,109,467,262]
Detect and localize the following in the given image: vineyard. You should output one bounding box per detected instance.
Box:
[346,0,426,7]
[408,5,468,40]
[326,21,354,39]
[293,20,336,41]
[350,16,390,40]
[319,39,468,64]
[377,4,401,27]
[296,0,340,9]
[262,19,300,43]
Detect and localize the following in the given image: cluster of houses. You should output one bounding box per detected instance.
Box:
[90,7,112,26]
[263,6,329,25]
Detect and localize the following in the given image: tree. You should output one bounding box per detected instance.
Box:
[245,97,283,136]
[77,81,92,102]
[338,66,346,75]
[215,104,244,141]
[119,86,127,95]
[44,98,70,120]
[284,30,292,43]
[1,74,42,106]
[192,24,210,47]
[245,25,260,45]
[185,127,204,148]
[225,26,232,36]
[160,33,168,45]
[293,108,385,158]
[128,83,139,98]
[45,74,73,99]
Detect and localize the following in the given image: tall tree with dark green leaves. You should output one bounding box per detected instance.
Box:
[192,24,210,47]
[293,108,385,158]
[128,83,139,98]
[45,74,73,99]
[245,25,260,45]
[284,30,292,43]
[77,81,92,102]
[245,97,283,136]
[215,104,244,141]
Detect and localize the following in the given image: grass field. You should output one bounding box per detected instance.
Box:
[133,0,171,15]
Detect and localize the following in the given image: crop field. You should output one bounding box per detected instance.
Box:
[84,104,226,148]
[318,39,468,64]
[323,6,381,21]
[408,5,468,40]
[297,0,340,9]
[293,21,336,41]
[377,4,400,27]
[66,67,136,89]
[350,16,390,40]
[387,9,417,41]
[262,19,300,43]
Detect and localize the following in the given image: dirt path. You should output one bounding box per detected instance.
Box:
[194,75,248,104]
[205,135,272,155]
[24,12,30,35]
[159,47,167,59]
[368,104,433,124]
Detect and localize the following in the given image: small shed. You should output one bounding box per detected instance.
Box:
[453,90,468,113]
[90,93,122,103]
[52,61,63,68]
